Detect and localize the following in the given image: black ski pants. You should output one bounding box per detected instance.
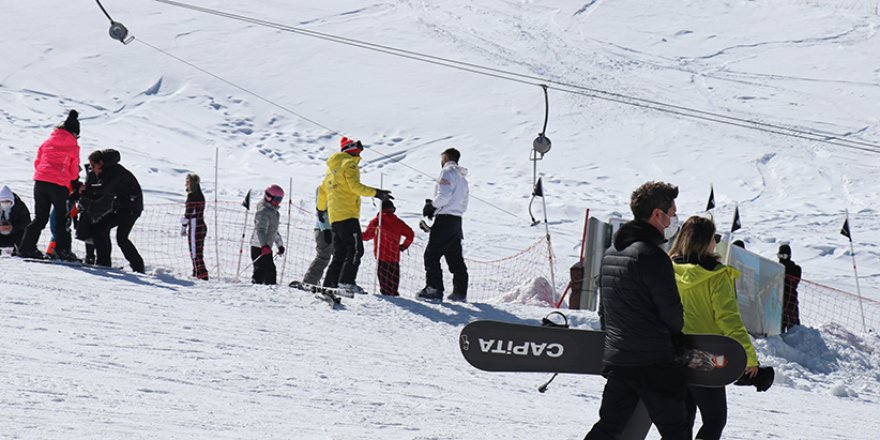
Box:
[424,214,468,295]
[686,385,727,440]
[323,218,364,287]
[0,230,24,253]
[584,363,691,440]
[20,181,71,255]
[251,246,277,285]
[93,211,144,273]
[378,260,400,296]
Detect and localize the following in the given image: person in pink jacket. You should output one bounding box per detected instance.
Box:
[18,110,82,261]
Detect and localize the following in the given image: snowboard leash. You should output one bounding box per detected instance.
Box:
[537,311,570,393]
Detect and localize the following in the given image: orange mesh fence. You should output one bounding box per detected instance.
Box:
[798,278,880,332]
[18,197,556,304]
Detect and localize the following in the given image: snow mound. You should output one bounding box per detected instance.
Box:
[755,323,880,400]
[496,277,555,306]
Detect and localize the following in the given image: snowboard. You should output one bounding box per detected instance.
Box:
[289,280,343,308]
[459,320,747,387]
[23,257,125,272]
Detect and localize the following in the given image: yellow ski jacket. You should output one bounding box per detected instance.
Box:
[672,258,759,367]
[317,152,377,223]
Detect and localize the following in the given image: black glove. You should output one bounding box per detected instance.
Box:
[422,199,436,219]
[317,210,326,223]
[734,366,775,392]
[375,189,393,201]
[322,229,333,244]
[277,245,285,256]
[418,219,431,233]
[399,244,408,252]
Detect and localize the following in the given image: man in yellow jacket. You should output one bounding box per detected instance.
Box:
[317,137,391,294]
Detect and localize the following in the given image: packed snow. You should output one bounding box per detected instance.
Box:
[2,0,880,438]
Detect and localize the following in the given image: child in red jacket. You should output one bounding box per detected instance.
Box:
[363,200,414,296]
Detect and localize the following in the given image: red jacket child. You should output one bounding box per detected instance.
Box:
[363,201,414,263]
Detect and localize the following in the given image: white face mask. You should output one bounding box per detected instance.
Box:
[664,214,680,240]
[0,201,12,210]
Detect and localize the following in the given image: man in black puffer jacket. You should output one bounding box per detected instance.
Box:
[86,149,144,273]
[585,181,689,440]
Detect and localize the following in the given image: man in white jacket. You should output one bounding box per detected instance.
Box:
[417,148,470,302]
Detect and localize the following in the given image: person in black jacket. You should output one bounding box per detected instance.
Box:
[181,173,208,280]
[75,163,99,264]
[0,185,32,255]
[778,244,802,332]
[585,181,690,440]
[86,149,145,273]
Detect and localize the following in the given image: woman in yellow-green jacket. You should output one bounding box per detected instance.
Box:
[668,216,759,440]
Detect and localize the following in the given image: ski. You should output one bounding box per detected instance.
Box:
[23,257,126,272]
[289,280,343,308]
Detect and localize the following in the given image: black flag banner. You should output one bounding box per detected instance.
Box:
[841,218,852,241]
[731,206,741,233]
[242,189,252,210]
[706,186,716,211]
[533,177,544,198]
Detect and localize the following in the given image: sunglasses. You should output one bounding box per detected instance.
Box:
[714,234,722,244]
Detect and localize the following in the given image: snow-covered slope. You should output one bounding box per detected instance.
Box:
[3,0,880,438]
[2,257,879,439]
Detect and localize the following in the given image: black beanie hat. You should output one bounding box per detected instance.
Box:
[63,110,80,136]
[778,244,792,256]
[381,199,395,211]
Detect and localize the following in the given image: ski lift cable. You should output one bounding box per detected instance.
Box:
[148,0,880,154]
[94,0,114,22]
[551,84,880,155]
[135,39,340,134]
[135,39,340,135]
[131,38,523,220]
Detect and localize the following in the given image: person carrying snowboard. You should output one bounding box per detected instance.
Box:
[86,149,145,273]
[668,215,760,440]
[362,199,414,296]
[317,136,392,295]
[181,173,208,280]
[250,184,285,285]
[585,181,691,440]
[18,109,81,261]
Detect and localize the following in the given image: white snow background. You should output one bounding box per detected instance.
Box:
[2,0,880,438]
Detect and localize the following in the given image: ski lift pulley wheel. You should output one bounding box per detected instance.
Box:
[109,21,134,45]
[533,134,552,155]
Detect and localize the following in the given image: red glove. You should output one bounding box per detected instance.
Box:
[260,245,272,257]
